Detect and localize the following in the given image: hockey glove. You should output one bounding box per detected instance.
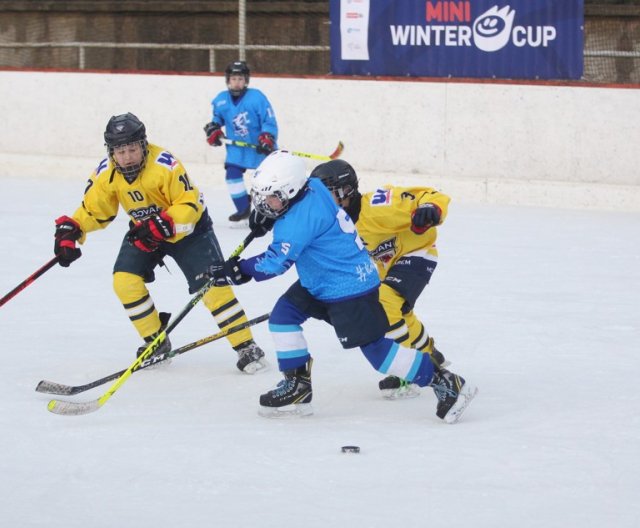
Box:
[204,122,224,146]
[248,209,275,238]
[127,212,175,253]
[256,132,275,155]
[54,215,82,267]
[411,203,442,234]
[211,257,252,286]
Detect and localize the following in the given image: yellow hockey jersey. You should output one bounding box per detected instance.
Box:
[356,186,451,278]
[72,143,204,244]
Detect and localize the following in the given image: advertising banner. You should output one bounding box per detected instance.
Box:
[330,0,584,79]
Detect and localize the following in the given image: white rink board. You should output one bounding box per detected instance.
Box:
[0,70,638,210]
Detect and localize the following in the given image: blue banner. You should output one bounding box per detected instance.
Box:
[330,0,584,80]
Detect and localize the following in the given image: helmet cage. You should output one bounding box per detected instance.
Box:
[109,140,148,183]
[326,181,356,206]
[252,189,291,219]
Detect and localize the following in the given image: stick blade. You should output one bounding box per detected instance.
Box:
[36,380,76,396]
[47,398,101,416]
[329,141,345,160]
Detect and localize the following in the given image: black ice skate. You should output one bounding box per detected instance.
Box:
[136,312,172,369]
[378,375,421,400]
[429,368,478,424]
[228,206,251,224]
[428,344,449,369]
[234,340,268,374]
[259,358,313,417]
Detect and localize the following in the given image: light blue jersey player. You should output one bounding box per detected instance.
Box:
[212,151,477,424]
[203,61,278,222]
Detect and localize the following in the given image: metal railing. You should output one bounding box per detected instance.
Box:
[584,49,640,58]
[0,42,330,72]
[3,42,637,69]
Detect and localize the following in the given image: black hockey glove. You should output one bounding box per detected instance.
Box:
[211,257,252,286]
[54,215,82,267]
[256,132,275,155]
[249,209,275,238]
[411,203,442,234]
[204,122,224,146]
[127,212,175,253]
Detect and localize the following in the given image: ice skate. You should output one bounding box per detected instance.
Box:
[429,368,478,424]
[234,340,268,374]
[259,358,313,417]
[227,206,251,228]
[378,375,421,400]
[429,345,450,369]
[136,312,172,370]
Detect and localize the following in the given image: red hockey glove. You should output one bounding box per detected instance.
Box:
[204,122,224,146]
[127,212,175,252]
[256,132,275,155]
[54,215,82,267]
[411,203,442,234]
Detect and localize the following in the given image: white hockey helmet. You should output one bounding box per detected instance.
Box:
[251,150,308,218]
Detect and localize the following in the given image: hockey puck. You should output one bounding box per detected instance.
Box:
[341,445,360,454]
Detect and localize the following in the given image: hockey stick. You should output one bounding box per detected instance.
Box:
[0,257,59,308]
[222,138,344,161]
[36,312,270,396]
[46,232,256,416]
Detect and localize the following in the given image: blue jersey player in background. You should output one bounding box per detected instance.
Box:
[212,150,478,424]
[204,60,278,223]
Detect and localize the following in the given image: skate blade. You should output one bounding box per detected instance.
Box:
[381,384,421,400]
[226,219,249,229]
[443,382,478,424]
[241,358,269,375]
[258,403,313,418]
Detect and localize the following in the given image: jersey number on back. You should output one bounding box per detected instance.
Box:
[336,209,364,250]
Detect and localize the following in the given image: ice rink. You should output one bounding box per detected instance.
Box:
[1,175,638,527]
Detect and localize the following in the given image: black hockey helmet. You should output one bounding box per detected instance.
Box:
[104,112,147,149]
[104,113,148,183]
[311,159,359,205]
[225,60,250,96]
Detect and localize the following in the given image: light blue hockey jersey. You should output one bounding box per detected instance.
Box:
[211,87,278,169]
[242,177,379,302]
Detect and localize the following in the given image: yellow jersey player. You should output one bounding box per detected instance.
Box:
[53,112,266,373]
[310,160,452,399]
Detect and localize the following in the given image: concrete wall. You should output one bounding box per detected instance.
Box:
[1,70,638,210]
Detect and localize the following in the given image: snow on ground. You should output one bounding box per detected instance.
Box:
[1,176,639,528]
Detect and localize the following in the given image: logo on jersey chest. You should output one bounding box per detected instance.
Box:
[129,204,161,220]
[369,237,397,264]
[156,151,178,169]
[232,111,250,138]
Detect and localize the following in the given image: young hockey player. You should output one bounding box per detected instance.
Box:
[203,60,279,223]
[53,112,266,373]
[311,160,450,399]
[211,150,477,424]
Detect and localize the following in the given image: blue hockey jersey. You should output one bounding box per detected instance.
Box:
[210,87,278,169]
[241,177,379,302]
